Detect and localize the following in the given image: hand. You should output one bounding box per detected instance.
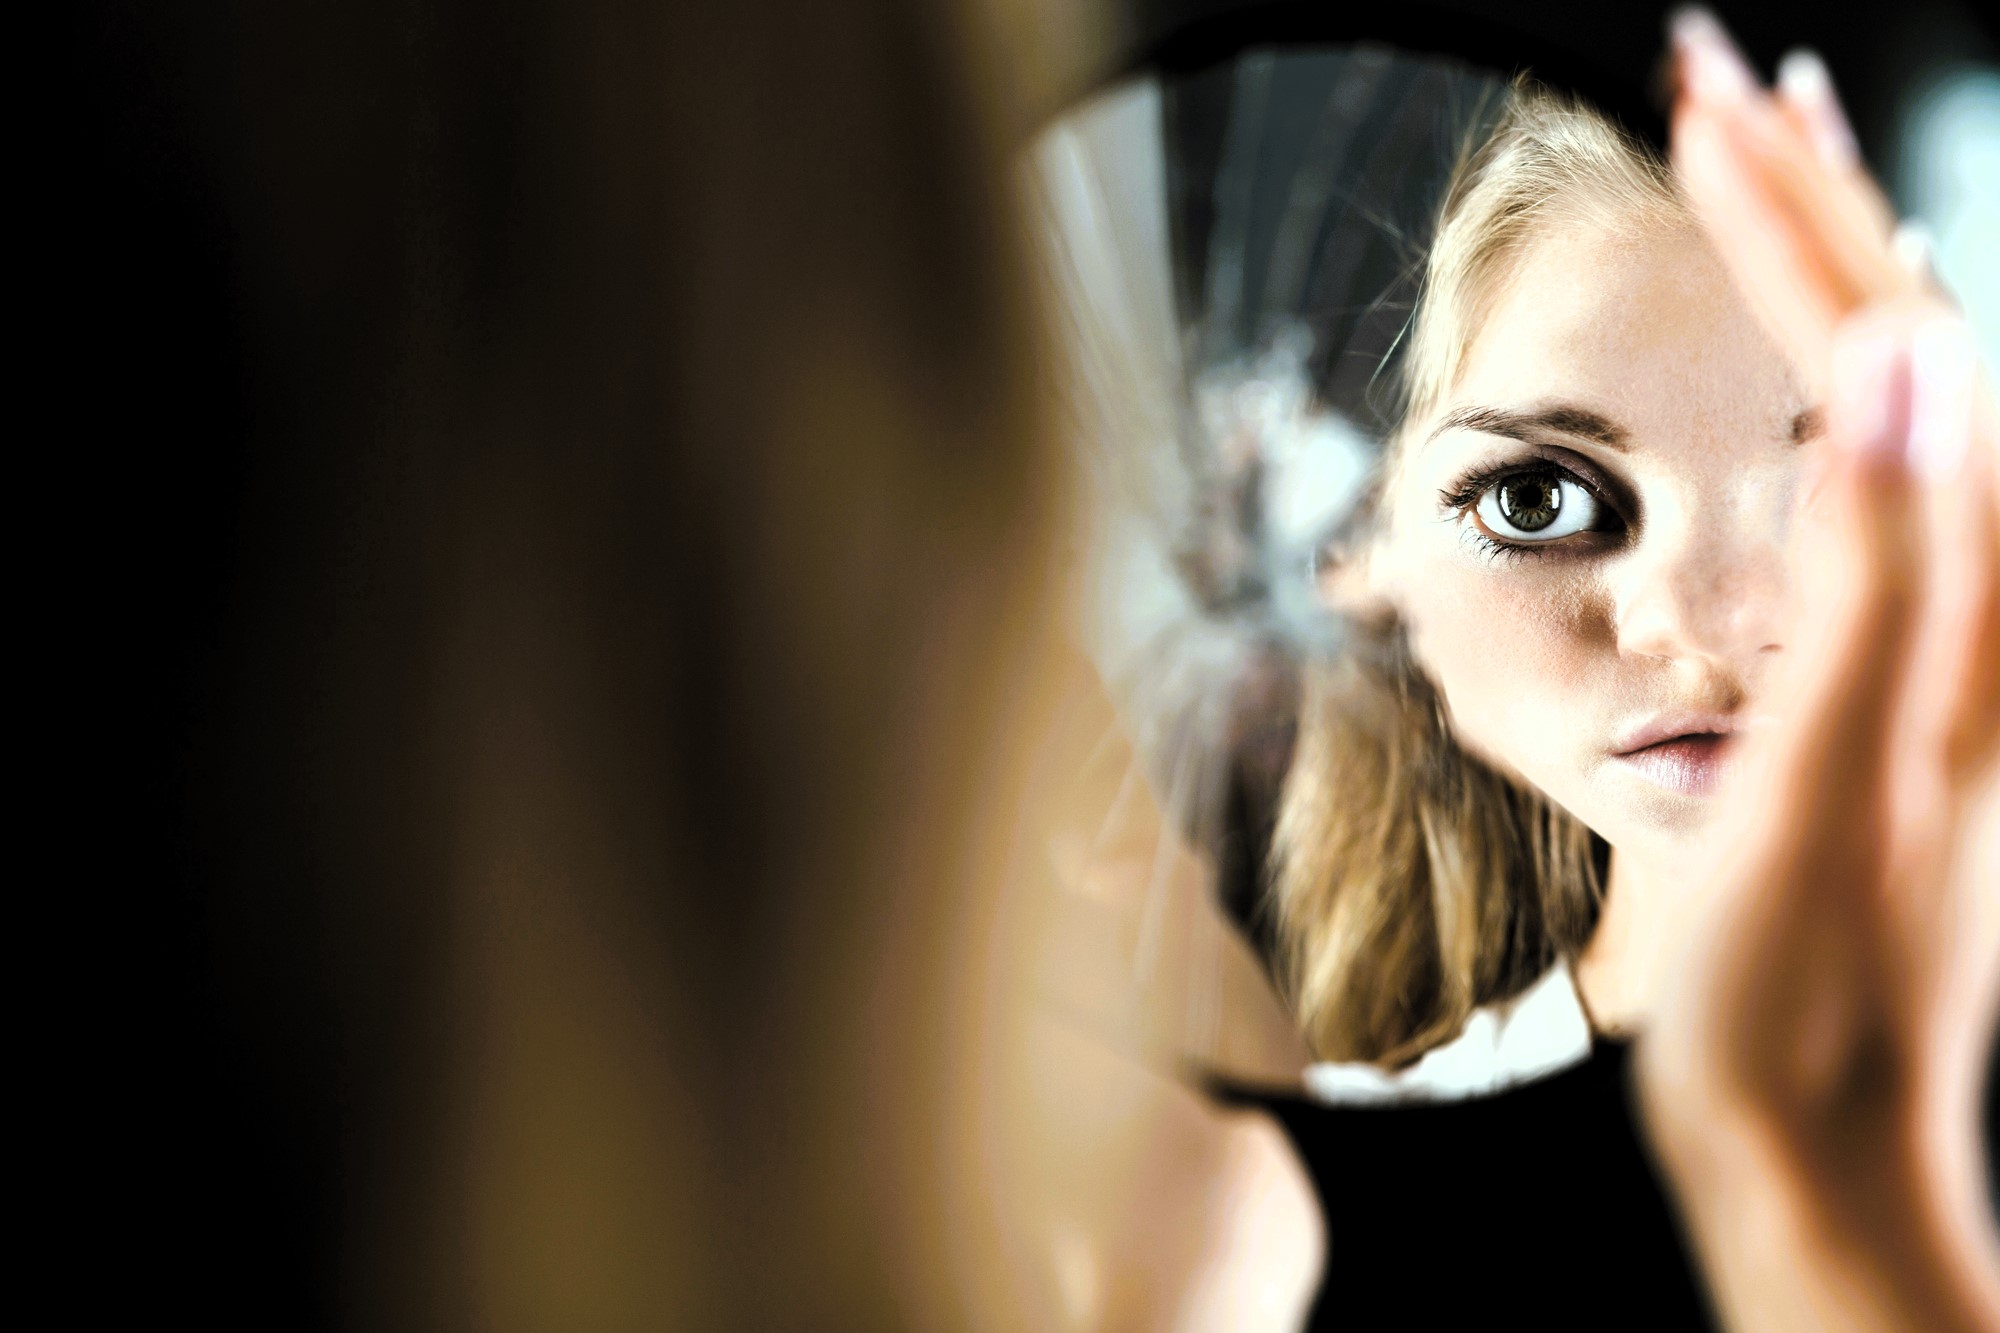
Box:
[1639,12,2000,1332]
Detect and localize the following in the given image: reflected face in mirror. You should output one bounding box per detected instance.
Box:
[1367,216,1820,861]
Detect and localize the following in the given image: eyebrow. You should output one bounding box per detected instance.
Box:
[1428,403,1631,450]
[1430,402,1829,449]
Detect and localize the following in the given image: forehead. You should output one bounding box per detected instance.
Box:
[1451,216,1801,437]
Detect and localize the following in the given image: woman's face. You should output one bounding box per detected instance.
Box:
[1366,215,1819,863]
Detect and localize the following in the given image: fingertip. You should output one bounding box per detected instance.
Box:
[1669,7,1759,107]
[1775,48,1830,101]
[1909,315,1977,483]
[1890,221,1937,281]
[1776,48,1861,170]
[1830,320,1914,468]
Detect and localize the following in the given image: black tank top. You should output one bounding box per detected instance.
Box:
[1212,1040,1723,1331]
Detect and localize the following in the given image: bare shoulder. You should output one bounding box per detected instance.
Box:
[1016,1010,1323,1329]
[1165,1105,1325,1331]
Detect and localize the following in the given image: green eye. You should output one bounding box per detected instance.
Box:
[1474,469,1597,541]
[1499,476,1560,530]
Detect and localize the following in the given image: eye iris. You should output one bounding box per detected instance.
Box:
[1499,476,1561,532]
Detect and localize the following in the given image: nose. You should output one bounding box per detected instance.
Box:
[1613,509,1790,669]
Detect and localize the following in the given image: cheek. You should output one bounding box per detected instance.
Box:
[1397,549,1610,778]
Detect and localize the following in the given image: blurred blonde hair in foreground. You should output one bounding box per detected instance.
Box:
[67,0,1290,1326]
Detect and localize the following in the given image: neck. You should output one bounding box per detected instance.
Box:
[1572,850,1669,1036]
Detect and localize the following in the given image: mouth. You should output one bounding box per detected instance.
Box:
[1610,714,1742,797]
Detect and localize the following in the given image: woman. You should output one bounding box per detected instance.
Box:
[1053,12,2000,1329]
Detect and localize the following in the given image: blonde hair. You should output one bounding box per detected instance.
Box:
[1272,83,1687,1066]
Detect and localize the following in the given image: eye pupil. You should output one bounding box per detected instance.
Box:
[1500,476,1561,531]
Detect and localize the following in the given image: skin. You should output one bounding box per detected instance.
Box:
[1359,211,1816,1025]
[1642,14,2000,1331]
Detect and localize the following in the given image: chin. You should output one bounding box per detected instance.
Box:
[1605,789,1722,852]
[1566,772,1717,855]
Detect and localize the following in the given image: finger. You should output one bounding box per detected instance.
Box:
[1774,48,1905,255]
[1879,318,1999,1106]
[1774,48,1861,173]
[1905,318,2000,782]
[1678,325,1925,1110]
[1674,99,1909,359]
[1670,14,1916,361]
[1672,104,1846,384]
[1773,321,1924,857]
[1724,109,1908,311]
[1673,13,1902,286]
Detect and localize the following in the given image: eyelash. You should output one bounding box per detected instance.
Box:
[1436,458,1624,559]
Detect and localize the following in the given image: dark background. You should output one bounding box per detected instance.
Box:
[1117,0,1995,170]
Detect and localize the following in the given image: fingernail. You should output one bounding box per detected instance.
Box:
[1831,325,1911,466]
[1891,219,1937,279]
[1670,7,1757,105]
[1776,48,1860,168]
[1909,316,1976,482]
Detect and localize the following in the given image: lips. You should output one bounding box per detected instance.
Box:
[1611,713,1742,797]
[1614,733,1733,796]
